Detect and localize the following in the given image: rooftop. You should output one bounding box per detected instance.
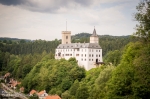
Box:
[56,43,101,49]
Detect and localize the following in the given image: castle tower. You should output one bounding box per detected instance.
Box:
[62,31,71,44]
[90,27,99,43]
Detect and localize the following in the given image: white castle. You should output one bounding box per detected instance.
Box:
[55,28,103,70]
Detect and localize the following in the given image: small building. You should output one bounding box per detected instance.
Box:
[45,95,61,99]
[55,28,103,70]
[20,87,24,93]
[4,72,10,83]
[29,89,37,96]
[37,90,48,99]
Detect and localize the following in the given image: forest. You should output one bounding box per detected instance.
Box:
[0,0,150,99]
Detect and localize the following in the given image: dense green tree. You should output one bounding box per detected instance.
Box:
[61,90,72,99]
[134,0,150,43]
[104,50,122,66]
[75,83,89,99]
[69,80,79,96]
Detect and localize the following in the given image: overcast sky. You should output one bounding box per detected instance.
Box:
[0,0,139,40]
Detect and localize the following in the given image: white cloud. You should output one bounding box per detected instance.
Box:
[0,0,139,40]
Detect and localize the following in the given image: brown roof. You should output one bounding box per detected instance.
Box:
[38,90,46,96]
[45,95,61,99]
[30,90,37,95]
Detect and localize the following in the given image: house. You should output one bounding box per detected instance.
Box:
[9,78,21,89]
[45,95,61,99]
[55,27,103,70]
[37,90,48,99]
[29,90,37,96]
[20,87,24,93]
[4,72,10,83]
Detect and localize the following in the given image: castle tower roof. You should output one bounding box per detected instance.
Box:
[91,27,97,37]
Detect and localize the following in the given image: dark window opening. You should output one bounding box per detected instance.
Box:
[96,59,98,63]
[58,53,61,56]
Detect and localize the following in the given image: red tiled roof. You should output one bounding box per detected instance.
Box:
[45,95,61,99]
[38,90,46,96]
[30,90,37,95]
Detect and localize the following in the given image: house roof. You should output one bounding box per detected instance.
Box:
[45,95,61,99]
[56,43,101,49]
[30,90,37,95]
[38,90,46,96]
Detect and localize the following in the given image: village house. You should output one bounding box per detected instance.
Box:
[37,90,48,99]
[29,89,37,96]
[45,95,61,99]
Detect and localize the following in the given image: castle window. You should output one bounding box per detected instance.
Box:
[70,54,72,56]
[55,54,57,56]
[92,54,94,57]
[89,59,91,61]
[76,54,79,56]
[58,53,61,56]
[85,59,86,61]
[85,54,86,57]
[99,50,100,52]
[89,54,91,57]
[99,55,100,57]
[66,36,68,39]
[92,59,93,61]
[81,54,83,57]
[96,55,98,57]
[81,59,83,61]
[96,50,97,52]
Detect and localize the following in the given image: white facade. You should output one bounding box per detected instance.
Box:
[55,28,103,70]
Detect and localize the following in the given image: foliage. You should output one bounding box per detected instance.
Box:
[134,0,150,43]
[75,83,89,99]
[22,58,85,94]
[106,42,150,99]
[104,50,122,66]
